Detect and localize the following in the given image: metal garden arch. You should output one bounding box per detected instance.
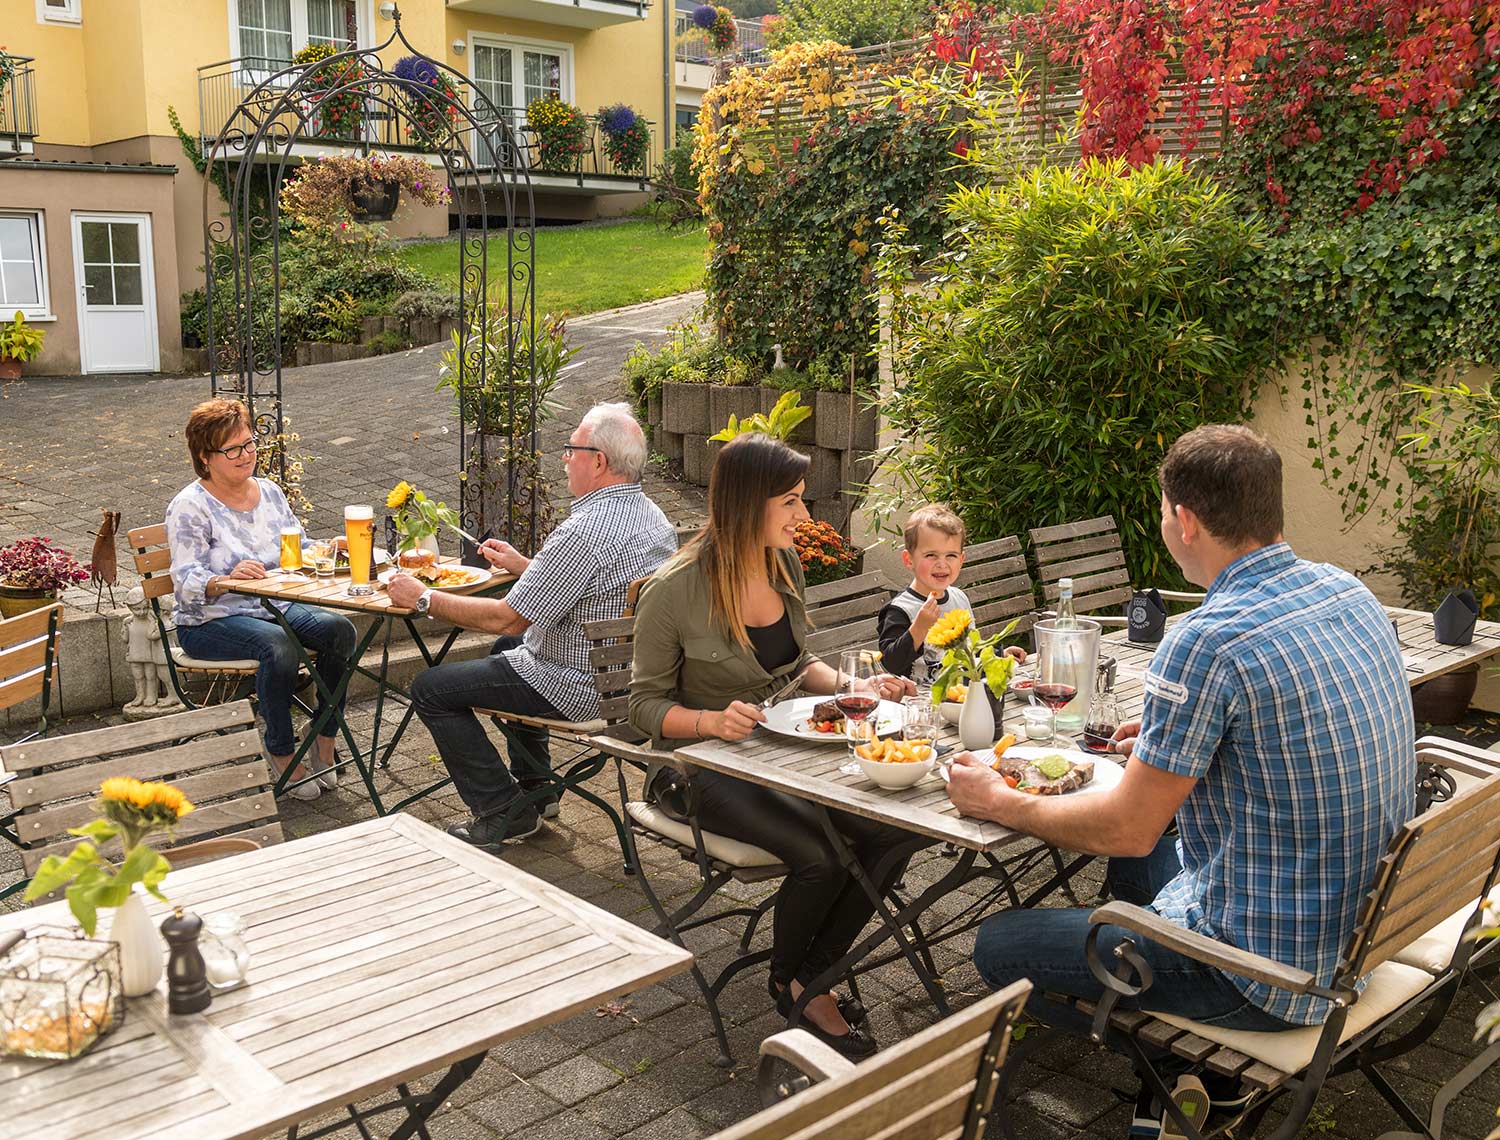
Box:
[201,8,541,548]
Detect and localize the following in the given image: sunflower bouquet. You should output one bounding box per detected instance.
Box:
[387,480,460,554]
[24,779,195,935]
[927,610,1019,706]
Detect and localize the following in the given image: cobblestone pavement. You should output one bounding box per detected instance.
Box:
[4,296,1500,1138]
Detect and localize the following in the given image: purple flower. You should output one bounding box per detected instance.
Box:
[599,104,638,135]
[691,3,717,30]
[393,53,439,86]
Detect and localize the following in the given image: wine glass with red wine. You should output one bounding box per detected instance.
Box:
[837,650,880,776]
[1032,650,1079,748]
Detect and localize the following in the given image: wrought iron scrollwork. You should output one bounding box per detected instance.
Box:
[203,7,537,542]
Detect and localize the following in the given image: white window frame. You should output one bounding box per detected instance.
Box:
[469,33,575,112]
[36,0,82,25]
[0,211,54,322]
[228,0,373,66]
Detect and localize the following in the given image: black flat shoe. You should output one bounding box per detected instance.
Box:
[768,980,879,1059]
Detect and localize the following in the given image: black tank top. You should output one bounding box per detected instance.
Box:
[747,609,798,673]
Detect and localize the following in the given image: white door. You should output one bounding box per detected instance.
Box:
[72,214,159,374]
[472,41,566,168]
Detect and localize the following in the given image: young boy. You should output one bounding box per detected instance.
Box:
[878,505,973,683]
[878,504,1026,684]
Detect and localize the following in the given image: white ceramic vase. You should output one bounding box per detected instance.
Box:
[111,889,164,998]
[957,686,995,751]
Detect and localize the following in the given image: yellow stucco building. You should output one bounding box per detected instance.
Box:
[0,0,674,374]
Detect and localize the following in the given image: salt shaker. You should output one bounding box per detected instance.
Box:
[160,908,212,1015]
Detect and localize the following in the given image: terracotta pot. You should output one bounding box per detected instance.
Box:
[0,583,57,619]
[0,358,21,381]
[1411,664,1480,725]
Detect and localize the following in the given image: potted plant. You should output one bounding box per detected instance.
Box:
[598,104,651,176]
[0,537,90,617]
[0,48,16,106]
[293,42,364,140]
[25,777,195,997]
[0,310,45,379]
[526,95,591,172]
[927,609,1020,748]
[792,519,862,587]
[393,54,461,144]
[692,4,737,54]
[385,480,460,563]
[436,305,575,554]
[279,153,450,229]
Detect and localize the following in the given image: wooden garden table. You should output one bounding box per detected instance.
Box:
[0,815,693,1140]
[673,730,1097,1022]
[222,558,514,814]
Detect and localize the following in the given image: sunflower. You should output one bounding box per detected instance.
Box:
[926,608,973,649]
[386,480,413,509]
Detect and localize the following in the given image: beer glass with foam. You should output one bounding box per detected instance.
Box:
[344,505,374,596]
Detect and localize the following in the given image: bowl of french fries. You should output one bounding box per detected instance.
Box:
[853,738,936,789]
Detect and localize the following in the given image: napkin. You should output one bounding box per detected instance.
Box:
[1127,589,1168,644]
[1433,589,1478,646]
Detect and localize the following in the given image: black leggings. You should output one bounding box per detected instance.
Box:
[687,768,925,991]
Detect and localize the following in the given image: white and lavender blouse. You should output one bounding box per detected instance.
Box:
[165,478,300,627]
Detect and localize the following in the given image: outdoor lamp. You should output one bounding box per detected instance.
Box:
[378,2,397,18]
[451,39,467,55]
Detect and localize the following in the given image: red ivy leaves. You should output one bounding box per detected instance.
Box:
[1002,0,1500,208]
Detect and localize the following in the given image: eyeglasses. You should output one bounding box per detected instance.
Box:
[561,444,604,459]
[213,439,258,460]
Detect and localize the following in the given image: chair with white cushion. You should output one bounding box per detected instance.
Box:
[1028,515,1204,625]
[1064,750,1500,1140]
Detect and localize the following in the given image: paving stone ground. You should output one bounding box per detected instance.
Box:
[4,294,1500,1138]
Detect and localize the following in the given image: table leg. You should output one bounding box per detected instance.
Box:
[283,1051,485,1140]
[259,600,388,814]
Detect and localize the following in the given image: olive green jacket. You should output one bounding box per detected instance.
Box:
[628,547,815,749]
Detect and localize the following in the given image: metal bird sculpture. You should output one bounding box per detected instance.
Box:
[90,508,121,612]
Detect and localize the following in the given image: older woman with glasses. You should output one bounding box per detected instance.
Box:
[165,398,356,800]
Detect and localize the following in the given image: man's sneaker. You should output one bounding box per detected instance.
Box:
[1129,1077,1253,1139]
[518,781,561,819]
[447,804,543,850]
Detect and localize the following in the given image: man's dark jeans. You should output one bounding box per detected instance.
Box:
[973,838,1298,1047]
[409,636,563,818]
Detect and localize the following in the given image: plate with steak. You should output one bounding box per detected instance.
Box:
[967,745,1123,797]
[760,696,905,743]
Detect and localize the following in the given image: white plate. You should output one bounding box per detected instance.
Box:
[938,745,1125,797]
[377,565,492,591]
[760,696,907,743]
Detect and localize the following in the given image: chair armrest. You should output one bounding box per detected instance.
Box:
[759,1028,856,1085]
[476,707,607,736]
[167,836,262,869]
[1090,901,1318,994]
[1155,589,1206,603]
[588,731,677,769]
[0,771,13,789]
[1416,736,1500,777]
[1089,615,1128,627]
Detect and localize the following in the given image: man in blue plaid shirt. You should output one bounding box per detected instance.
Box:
[948,425,1414,1138]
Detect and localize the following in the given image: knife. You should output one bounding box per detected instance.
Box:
[761,666,811,710]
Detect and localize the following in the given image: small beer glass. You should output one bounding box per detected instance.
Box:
[278,526,303,572]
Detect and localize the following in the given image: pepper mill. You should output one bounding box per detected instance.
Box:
[160,907,213,1015]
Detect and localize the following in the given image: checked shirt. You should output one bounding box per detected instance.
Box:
[503,483,676,721]
[1135,542,1415,1025]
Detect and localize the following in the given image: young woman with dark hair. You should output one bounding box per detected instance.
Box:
[629,434,919,1058]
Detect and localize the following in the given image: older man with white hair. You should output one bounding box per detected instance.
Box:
[389,402,676,849]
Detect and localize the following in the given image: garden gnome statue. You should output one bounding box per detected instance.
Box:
[122,585,183,718]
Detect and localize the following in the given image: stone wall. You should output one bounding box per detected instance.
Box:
[646,384,878,528]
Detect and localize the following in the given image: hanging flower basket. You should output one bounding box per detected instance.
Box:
[293,43,364,141]
[598,104,651,176]
[350,176,401,221]
[527,96,591,172]
[393,54,462,145]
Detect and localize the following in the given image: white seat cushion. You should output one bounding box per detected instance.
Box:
[1151,962,1433,1073]
[626,800,783,870]
[1391,904,1480,974]
[171,646,259,671]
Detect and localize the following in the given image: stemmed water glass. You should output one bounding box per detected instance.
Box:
[836,650,880,776]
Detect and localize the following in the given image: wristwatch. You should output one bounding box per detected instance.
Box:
[413,588,434,617]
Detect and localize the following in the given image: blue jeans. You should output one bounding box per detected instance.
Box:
[177,605,357,758]
[409,637,563,818]
[974,838,1297,1043]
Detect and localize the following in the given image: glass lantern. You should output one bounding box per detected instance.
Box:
[0,929,124,1060]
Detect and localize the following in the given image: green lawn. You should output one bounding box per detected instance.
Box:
[395,219,706,318]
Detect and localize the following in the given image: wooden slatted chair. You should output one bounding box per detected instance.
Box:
[0,602,64,746]
[804,571,897,664]
[125,523,261,708]
[961,535,1041,640]
[1028,515,1203,626]
[1,602,65,899]
[1065,750,1500,1140]
[706,979,1033,1140]
[0,700,282,900]
[582,602,789,1069]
